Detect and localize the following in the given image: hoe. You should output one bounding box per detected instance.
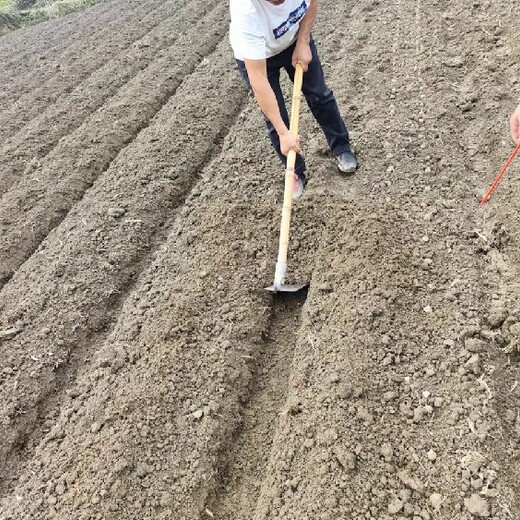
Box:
[266,63,309,294]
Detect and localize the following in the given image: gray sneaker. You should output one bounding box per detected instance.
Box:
[337,150,358,173]
[292,172,306,200]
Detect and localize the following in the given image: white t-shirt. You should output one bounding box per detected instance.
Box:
[229,0,311,61]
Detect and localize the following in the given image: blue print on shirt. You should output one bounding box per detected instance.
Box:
[273,1,308,40]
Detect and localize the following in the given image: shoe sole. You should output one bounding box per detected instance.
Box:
[292,176,306,200]
[338,164,357,174]
[292,188,304,200]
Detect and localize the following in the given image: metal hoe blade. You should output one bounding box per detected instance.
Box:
[265,283,309,293]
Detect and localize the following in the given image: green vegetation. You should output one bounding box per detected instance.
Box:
[0,0,103,35]
[0,0,14,13]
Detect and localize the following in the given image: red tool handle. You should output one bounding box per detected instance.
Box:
[481,142,520,205]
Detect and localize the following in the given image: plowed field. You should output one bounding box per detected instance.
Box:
[0,0,519,519]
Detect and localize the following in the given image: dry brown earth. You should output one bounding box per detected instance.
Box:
[0,0,519,519]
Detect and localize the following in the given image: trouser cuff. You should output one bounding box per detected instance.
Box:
[333,143,352,156]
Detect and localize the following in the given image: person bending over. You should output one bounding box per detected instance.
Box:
[229,0,358,198]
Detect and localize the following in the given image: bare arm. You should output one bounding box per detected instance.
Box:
[292,0,318,70]
[244,58,301,155]
[297,0,318,46]
[511,103,520,144]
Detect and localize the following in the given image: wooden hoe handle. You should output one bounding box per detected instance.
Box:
[273,64,304,287]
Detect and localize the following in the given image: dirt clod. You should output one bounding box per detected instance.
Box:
[388,497,404,514]
[430,493,443,509]
[464,494,490,517]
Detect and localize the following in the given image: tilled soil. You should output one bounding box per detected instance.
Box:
[0,0,166,118]
[0,0,519,519]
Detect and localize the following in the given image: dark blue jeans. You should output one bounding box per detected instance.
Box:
[236,38,351,177]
